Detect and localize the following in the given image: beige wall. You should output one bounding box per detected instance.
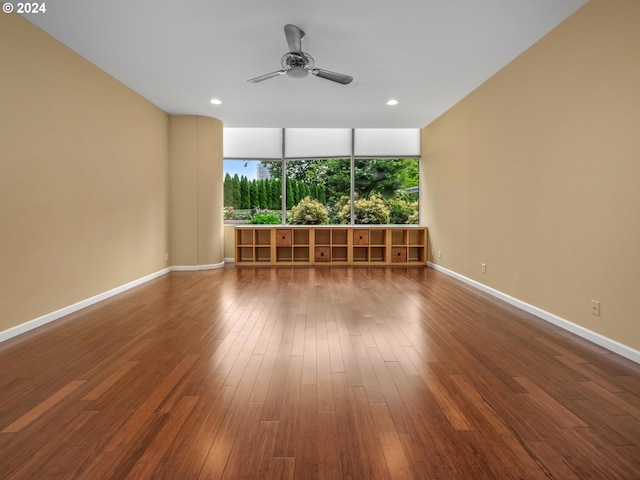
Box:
[169,116,224,267]
[422,0,640,350]
[0,13,170,332]
[169,117,198,265]
[224,225,237,260]
[197,117,224,266]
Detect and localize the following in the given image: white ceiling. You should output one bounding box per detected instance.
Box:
[23,0,588,128]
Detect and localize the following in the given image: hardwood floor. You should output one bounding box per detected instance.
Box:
[1,266,639,479]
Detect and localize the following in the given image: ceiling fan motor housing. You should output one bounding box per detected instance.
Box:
[281,52,314,78]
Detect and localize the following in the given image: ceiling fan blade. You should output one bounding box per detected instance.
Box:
[284,24,305,53]
[311,69,353,85]
[247,70,286,83]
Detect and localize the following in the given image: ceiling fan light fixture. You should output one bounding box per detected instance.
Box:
[286,67,309,79]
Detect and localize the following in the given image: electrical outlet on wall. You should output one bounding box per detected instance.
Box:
[481,263,486,274]
[438,250,442,259]
[590,300,600,316]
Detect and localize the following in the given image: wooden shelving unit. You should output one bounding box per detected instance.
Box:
[235,226,427,266]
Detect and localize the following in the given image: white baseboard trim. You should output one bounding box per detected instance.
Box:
[0,268,171,344]
[171,261,226,272]
[224,257,235,263]
[428,262,640,365]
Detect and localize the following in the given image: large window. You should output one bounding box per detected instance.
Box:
[223,128,420,225]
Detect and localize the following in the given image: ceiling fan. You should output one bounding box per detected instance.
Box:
[247,24,353,85]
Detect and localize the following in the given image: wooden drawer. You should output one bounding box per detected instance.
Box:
[314,247,331,262]
[275,229,292,246]
[353,229,369,245]
[391,247,407,262]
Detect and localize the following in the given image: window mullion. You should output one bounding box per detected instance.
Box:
[281,128,286,225]
[350,129,355,225]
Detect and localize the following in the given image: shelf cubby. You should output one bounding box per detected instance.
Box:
[331,246,348,262]
[294,246,310,262]
[255,229,271,245]
[369,229,386,245]
[353,247,369,262]
[408,247,425,262]
[332,228,348,245]
[237,229,254,246]
[370,246,386,262]
[276,246,293,262]
[315,229,331,245]
[237,247,254,262]
[391,229,408,245]
[408,229,425,246]
[255,247,271,262]
[294,229,310,245]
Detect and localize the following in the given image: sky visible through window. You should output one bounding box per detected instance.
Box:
[223,160,263,181]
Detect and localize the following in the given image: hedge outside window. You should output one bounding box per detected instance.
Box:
[223,157,419,225]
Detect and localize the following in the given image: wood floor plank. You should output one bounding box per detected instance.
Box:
[0,265,638,479]
[1,379,86,433]
[3,409,98,478]
[417,363,472,431]
[448,374,550,478]
[221,400,266,479]
[331,373,367,478]
[580,379,640,419]
[272,356,304,458]
[348,386,392,479]
[315,337,335,413]
[293,384,319,478]
[514,376,588,429]
[246,420,280,479]
[316,411,340,473]
[249,335,282,403]
[208,353,265,458]
[82,360,140,401]
[104,353,199,452]
[351,333,386,404]
[301,327,317,386]
[124,395,200,479]
[261,341,293,421]
[370,403,415,479]
[160,384,236,480]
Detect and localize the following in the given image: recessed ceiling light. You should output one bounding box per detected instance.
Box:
[386,99,399,106]
[210,98,222,105]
